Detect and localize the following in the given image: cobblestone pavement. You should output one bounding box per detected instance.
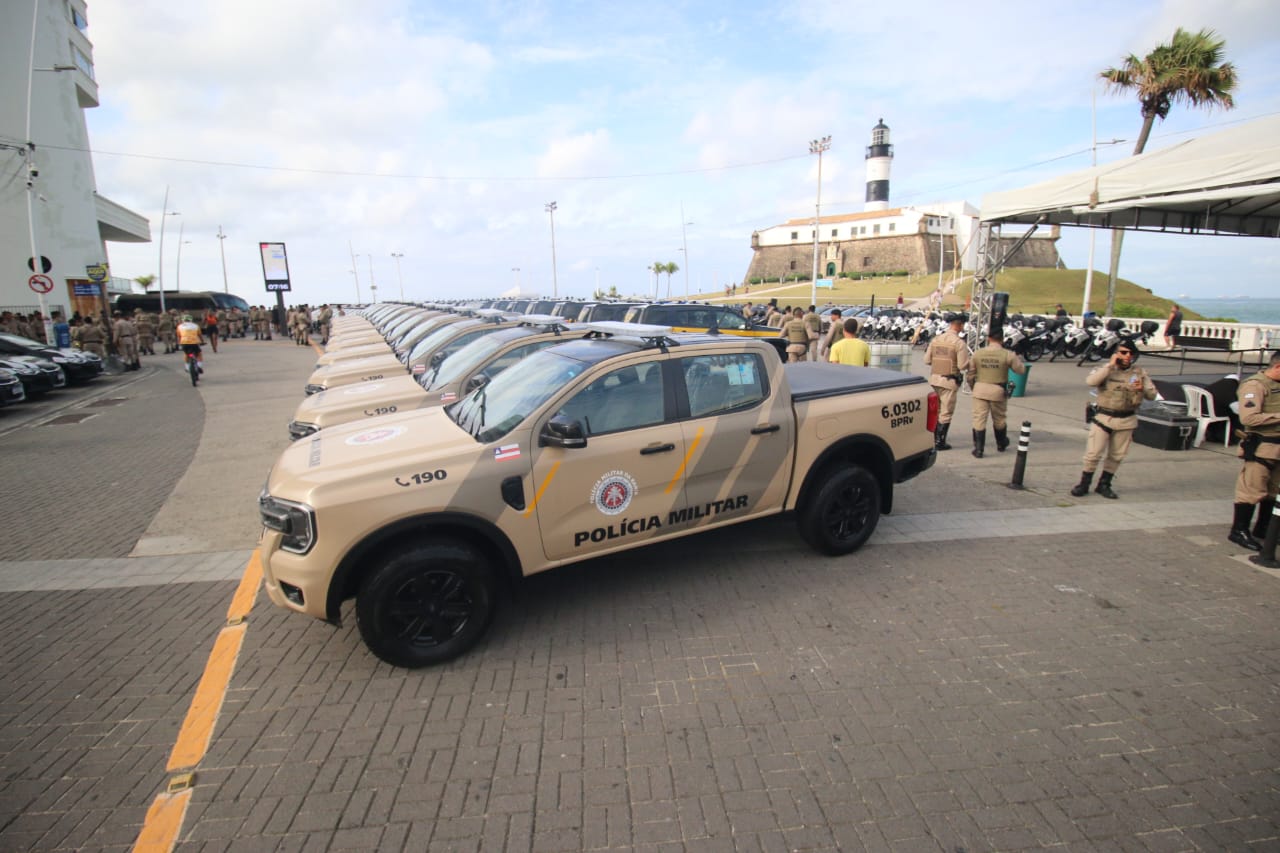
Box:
[0,365,203,560]
[0,328,1276,851]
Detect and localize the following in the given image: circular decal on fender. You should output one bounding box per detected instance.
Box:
[341,383,386,395]
[590,470,638,516]
[345,426,405,446]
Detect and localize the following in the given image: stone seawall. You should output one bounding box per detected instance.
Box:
[744,233,1059,283]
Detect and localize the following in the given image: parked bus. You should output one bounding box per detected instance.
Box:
[112,290,252,315]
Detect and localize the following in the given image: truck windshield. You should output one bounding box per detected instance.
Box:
[427,332,517,390]
[447,350,588,444]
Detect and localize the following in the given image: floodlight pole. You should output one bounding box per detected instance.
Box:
[391,252,405,300]
[217,225,229,292]
[809,135,831,308]
[545,201,558,298]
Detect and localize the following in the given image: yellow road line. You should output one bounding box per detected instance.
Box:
[666,427,704,494]
[523,461,561,516]
[132,789,191,853]
[227,550,263,621]
[133,548,261,851]
[166,623,245,771]
[310,341,324,356]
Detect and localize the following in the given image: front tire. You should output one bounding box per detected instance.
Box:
[356,540,497,668]
[798,465,881,555]
[1025,341,1045,362]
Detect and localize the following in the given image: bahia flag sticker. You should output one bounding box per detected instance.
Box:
[494,444,521,461]
[440,392,458,402]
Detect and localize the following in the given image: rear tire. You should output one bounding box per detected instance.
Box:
[188,357,199,386]
[1025,341,1045,362]
[798,465,881,555]
[356,540,496,668]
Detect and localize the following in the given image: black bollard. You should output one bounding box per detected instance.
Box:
[1008,421,1032,490]
[1250,499,1280,569]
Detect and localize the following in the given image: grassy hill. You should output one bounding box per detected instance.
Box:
[690,268,1194,319]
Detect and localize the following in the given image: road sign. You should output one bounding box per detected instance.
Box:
[86,264,107,282]
[27,256,52,274]
[28,274,54,294]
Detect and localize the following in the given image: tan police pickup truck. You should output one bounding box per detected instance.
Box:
[259,324,938,667]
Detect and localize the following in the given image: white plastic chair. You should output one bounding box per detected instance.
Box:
[1182,384,1230,448]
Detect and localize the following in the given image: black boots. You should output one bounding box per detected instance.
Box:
[1070,471,1093,497]
[1230,502,1263,551]
[1255,499,1276,540]
[971,430,985,458]
[935,422,952,451]
[995,427,1010,452]
[1095,472,1118,499]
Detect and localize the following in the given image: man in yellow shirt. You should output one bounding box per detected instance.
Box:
[828,318,870,367]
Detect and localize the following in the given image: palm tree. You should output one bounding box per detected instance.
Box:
[664,262,679,298]
[648,262,663,298]
[1099,27,1236,314]
[135,274,156,291]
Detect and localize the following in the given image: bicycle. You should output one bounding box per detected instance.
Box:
[182,345,203,386]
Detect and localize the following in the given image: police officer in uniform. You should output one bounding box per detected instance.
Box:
[112,311,140,370]
[156,310,175,353]
[923,313,970,451]
[134,310,155,355]
[1228,351,1280,550]
[79,316,106,358]
[783,308,809,363]
[319,304,333,345]
[1069,338,1156,499]
[966,328,1025,458]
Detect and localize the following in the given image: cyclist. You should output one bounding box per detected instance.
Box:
[177,314,205,374]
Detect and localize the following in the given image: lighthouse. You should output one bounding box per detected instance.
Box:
[864,118,893,211]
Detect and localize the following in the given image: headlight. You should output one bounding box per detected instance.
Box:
[258,491,317,554]
[304,383,325,395]
[288,421,319,441]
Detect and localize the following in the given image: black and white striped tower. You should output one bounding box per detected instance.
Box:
[864,118,893,211]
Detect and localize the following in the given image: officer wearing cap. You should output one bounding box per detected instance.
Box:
[966,326,1025,458]
[923,312,970,451]
[1228,350,1280,550]
[1069,338,1156,499]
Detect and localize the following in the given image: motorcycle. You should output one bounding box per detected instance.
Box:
[1077,319,1161,365]
[1051,317,1094,361]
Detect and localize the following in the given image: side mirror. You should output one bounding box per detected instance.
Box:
[464,373,490,394]
[539,414,587,449]
[429,351,447,368]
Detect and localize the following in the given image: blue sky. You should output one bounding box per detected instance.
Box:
[84,0,1280,305]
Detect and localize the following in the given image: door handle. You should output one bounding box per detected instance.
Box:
[751,424,781,435]
[640,443,676,455]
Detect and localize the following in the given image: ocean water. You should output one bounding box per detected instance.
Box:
[1177,298,1280,326]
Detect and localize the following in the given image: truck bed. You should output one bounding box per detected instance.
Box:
[785,362,928,402]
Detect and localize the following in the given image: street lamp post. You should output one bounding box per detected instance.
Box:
[175,223,192,290]
[511,267,520,292]
[680,206,693,299]
[366,254,377,303]
[545,201,558,298]
[156,190,180,315]
[391,252,405,300]
[217,225,230,292]
[348,240,362,303]
[809,135,831,308]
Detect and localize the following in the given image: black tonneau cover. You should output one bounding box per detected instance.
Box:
[786,362,926,402]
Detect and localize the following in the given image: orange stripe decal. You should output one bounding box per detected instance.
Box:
[132,789,191,853]
[524,461,561,516]
[665,427,704,494]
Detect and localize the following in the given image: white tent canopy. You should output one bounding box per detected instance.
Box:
[980,114,1280,238]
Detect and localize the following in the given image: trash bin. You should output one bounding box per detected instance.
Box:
[1008,364,1031,397]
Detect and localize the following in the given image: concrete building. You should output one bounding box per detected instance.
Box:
[1,0,148,324]
[745,120,1060,286]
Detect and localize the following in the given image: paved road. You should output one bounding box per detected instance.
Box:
[1,328,1277,851]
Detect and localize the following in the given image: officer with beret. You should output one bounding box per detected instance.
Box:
[1228,351,1280,549]
[1069,338,1156,499]
[923,312,970,451]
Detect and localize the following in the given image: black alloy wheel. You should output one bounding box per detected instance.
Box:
[798,465,882,555]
